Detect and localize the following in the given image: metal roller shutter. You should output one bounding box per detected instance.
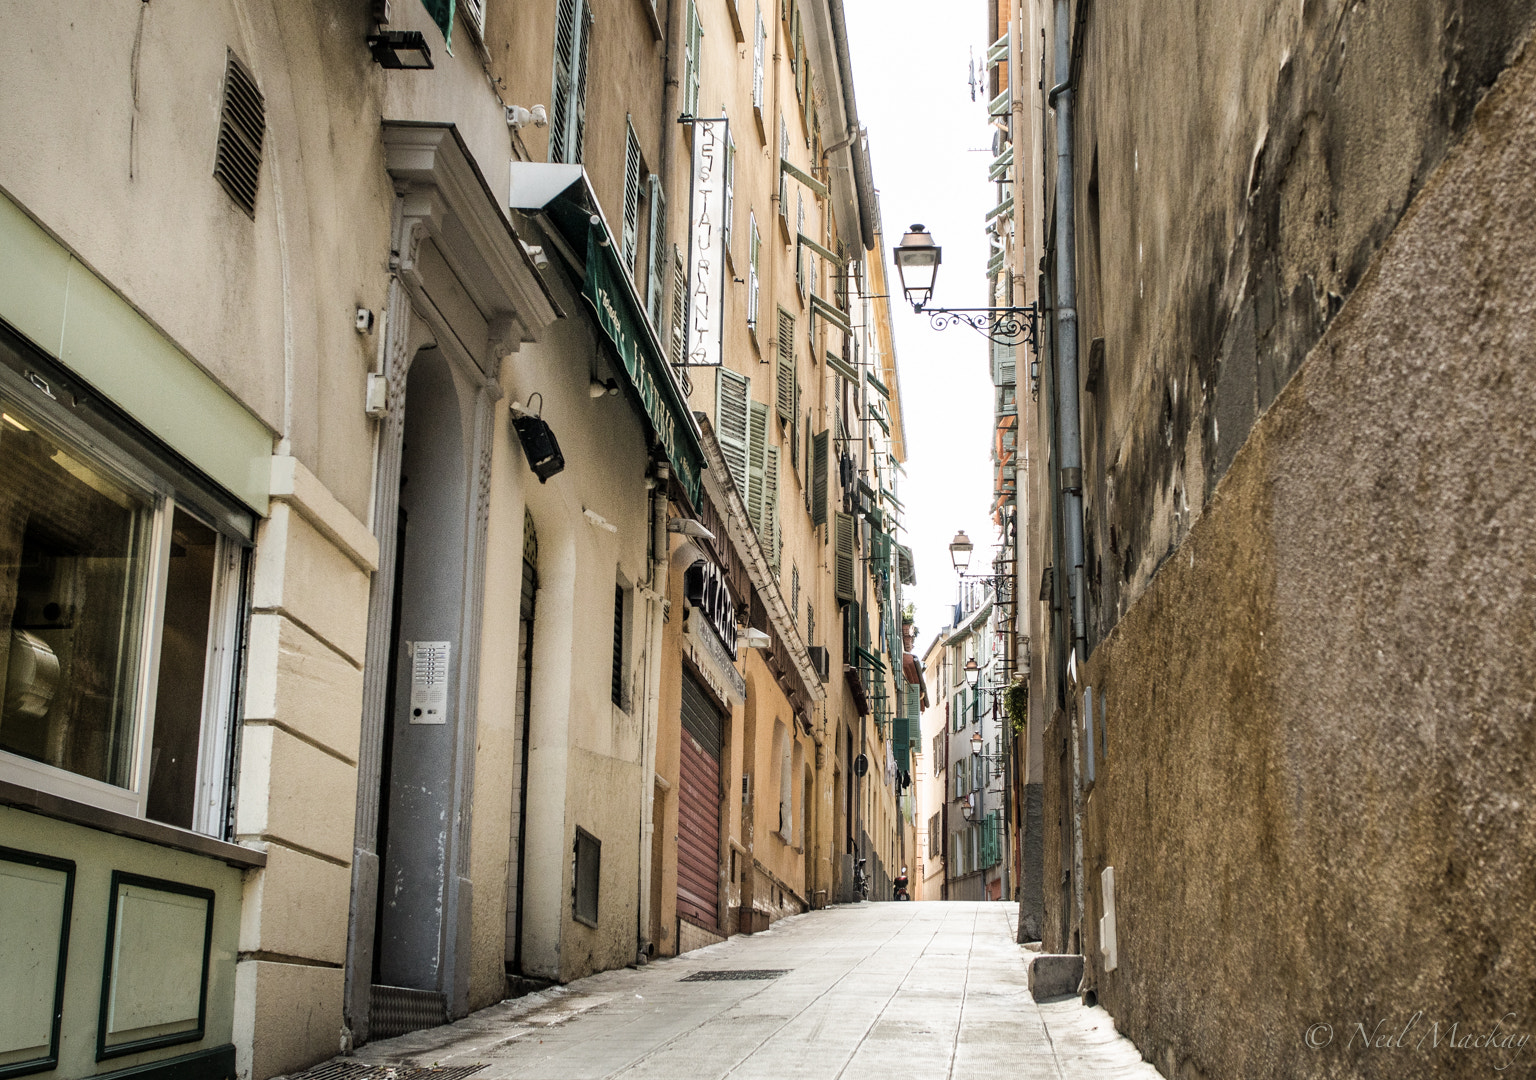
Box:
[677,670,724,930]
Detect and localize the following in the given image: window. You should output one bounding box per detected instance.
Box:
[805,602,814,647]
[752,3,766,109]
[723,131,736,256]
[928,813,940,859]
[790,565,800,628]
[573,827,600,927]
[932,731,943,771]
[549,0,592,164]
[611,582,628,709]
[0,328,250,834]
[683,0,703,117]
[778,120,790,225]
[747,214,761,335]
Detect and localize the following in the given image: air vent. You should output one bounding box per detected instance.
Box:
[213,50,265,217]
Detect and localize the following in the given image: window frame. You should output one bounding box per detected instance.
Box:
[0,335,253,837]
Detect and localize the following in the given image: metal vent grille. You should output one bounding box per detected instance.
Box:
[681,969,789,982]
[284,1064,485,1080]
[368,984,446,1040]
[213,50,265,217]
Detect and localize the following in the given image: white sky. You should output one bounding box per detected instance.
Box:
[844,0,998,651]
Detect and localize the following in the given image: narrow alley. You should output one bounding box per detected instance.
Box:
[310,904,1155,1080]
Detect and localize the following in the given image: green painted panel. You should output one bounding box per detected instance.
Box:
[0,191,272,515]
[0,193,71,357]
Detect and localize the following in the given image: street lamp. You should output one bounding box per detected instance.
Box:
[949,530,974,575]
[964,657,979,689]
[893,225,1044,349]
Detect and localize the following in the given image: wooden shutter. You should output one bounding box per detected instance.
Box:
[669,249,688,365]
[811,429,829,526]
[715,368,751,501]
[765,444,780,572]
[753,3,765,107]
[461,0,486,39]
[834,511,855,601]
[647,176,666,326]
[685,0,703,116]
[747,400,769,537]
[775,309,795,421]
[623,125,641,271]
[550,0,579,163]
[571,3,594,162]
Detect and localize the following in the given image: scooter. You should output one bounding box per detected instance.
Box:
[893,867,910,901]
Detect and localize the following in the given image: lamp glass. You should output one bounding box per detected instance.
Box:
[964,657,979,688]
[893,225,941,308]
[971,730,983,753]
[949,529,973,574]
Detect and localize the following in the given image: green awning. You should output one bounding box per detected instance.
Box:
[541,180,706,511]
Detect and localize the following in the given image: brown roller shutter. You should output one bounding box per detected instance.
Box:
[677,670,724,930]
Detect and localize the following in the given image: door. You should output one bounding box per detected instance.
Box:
[677,670,724,931]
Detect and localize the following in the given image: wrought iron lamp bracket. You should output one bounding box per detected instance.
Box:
[914,303,1044,350]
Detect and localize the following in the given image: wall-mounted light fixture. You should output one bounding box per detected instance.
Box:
[741,627,772,649]
[367,30,434,70]
[510,394,565,483]
[893,224,1044,349]
[589,377,620,399]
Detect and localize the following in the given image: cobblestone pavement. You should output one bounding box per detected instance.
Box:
[319,902,1161,1080]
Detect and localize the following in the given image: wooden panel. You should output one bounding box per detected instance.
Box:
[0,848,73,1072]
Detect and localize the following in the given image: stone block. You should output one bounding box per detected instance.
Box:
[1028,953,1084,1001]
[239,842,352,965]
[235,725,357,864]
[234,959,345,1080]
[253,503,371,665]
[244,613,364,763]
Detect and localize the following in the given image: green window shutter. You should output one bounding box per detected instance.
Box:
[834,511,855,602]
[715,367,751,502]
[647,176,666,326]
[775,308,795,422]
[549,0,579,163]
[747,399,769,536]
[572,4,592,161]
[723,134,736,254]
[669,248,688,365]
[686,0,703,116]
[843,598,860,665]
[622,124,641,271]
[810,429,829,526]
[765,444,780,573]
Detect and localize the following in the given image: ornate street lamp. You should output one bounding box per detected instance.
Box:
[893,224,1044,349]
[949,530,974,575]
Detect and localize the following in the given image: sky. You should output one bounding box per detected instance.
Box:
[843,0,999,654]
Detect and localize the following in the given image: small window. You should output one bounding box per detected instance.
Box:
[723,131,736,256]
[747,214,761,335]
[573,827,600,927]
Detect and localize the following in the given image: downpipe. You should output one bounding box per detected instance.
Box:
[636,460,670,962]
[1050,0,1089,952]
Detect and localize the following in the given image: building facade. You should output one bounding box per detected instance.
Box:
[0,1,917,1077]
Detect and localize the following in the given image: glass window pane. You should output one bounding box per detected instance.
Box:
[146,509,218,829]
[1,401,152,788]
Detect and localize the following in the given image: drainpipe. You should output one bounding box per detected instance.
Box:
[1049,0,1088,947]
[636,460,670,962]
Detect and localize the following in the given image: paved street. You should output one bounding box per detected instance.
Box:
[325,903,1159,1080]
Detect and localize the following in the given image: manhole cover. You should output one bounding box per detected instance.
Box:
[680,969,790,982]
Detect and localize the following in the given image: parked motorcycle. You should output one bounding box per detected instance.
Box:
[893,866,910,901]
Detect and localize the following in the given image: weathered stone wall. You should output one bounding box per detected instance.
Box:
[1048,40,1536,1079]
[1069,0,1536,648]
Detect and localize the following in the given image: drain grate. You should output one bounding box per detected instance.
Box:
[285,1064,485,1080]
[681,969,790,982]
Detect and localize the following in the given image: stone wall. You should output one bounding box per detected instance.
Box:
[1047,42,1536,1078]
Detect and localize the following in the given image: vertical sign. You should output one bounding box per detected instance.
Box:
[410,641,451,724]
[686,118,728,367]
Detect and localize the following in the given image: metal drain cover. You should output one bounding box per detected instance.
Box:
[681,969,789,982]
[285,1065,485,1080]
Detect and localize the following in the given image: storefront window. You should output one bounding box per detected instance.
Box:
[1,404,151,788]
[0,327,251,836]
